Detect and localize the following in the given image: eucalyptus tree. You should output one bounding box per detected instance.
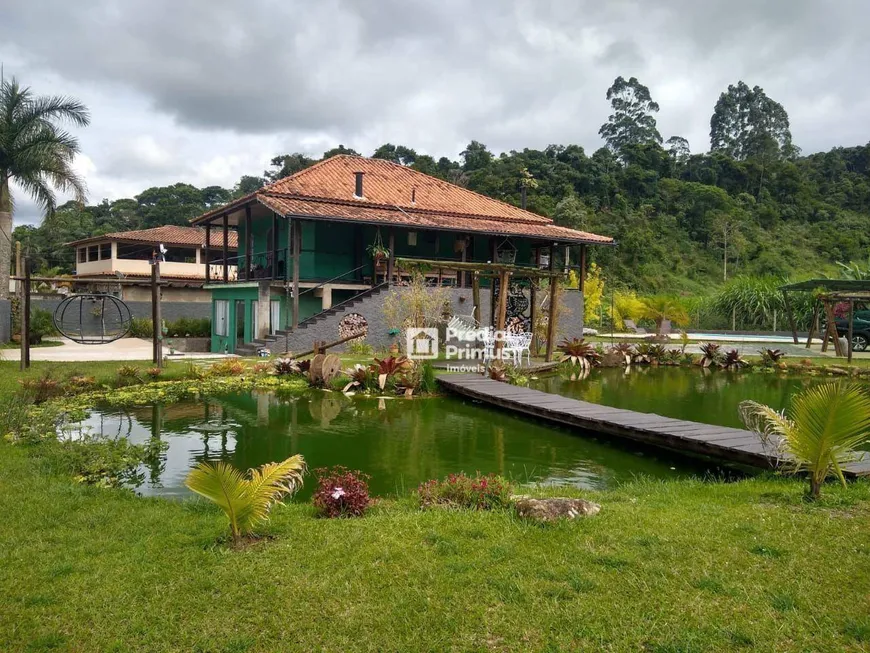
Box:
[599,76,662,156]
[0,77,89,298]
[710,81,794,162]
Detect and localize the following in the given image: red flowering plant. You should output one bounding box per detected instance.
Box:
[312,466,371,518]
[417,472,513,510]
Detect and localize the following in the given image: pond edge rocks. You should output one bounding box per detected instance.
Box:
[513,496,601,522]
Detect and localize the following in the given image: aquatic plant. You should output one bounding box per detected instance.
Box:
[740,383,870,499]
[312,466,371,518]
[185,455,307,543]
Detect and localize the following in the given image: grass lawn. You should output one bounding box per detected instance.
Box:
[1,442,869,652]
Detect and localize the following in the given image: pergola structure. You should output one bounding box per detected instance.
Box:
[780,279,870,362]
[394,256,584,362]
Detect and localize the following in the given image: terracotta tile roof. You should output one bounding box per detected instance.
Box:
[67,226,238,249]
[258,195,612,244]
[192,155,613,244]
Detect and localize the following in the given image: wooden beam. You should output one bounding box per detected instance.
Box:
[392,257,566,278]
[806,301,819,349]
[545,276,559,362]
[222,214,229,283]
[579,244,587,293]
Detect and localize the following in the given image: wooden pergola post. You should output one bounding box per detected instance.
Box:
[494,270,509,358]
[472,272,481,326]
[530,247,540,354]
[806,300,819,349]
[782,289,798,344]
[545,245,558,362]
[387,229,395,285]
[271,211,279,279]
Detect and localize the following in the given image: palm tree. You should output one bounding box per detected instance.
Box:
[0,78,90,298]
[740,383,870,499]
[639,295,690,335]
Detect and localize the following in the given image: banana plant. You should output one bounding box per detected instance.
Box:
[185,455,306,543]
[740,383,870,499]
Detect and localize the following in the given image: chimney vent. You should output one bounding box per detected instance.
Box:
[521,186,527,210]
[354,171,364,199]
[411,187,416,204]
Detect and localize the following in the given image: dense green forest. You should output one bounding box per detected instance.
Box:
[14,77,870,298]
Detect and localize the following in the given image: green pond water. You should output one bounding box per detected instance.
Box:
[530,367,824,429]
[82,391,723,499]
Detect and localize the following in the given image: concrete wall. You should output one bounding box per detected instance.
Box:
[31,295,211,332]
[253,286,585,356]
[0,299,10,343]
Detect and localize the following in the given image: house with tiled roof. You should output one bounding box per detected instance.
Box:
[190,155,612,354]
[67,226,238,303]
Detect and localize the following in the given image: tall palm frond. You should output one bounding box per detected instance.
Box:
[739,383,870,499]
[185,455,307,541]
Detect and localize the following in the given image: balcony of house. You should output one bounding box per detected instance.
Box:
[75,241,236,281]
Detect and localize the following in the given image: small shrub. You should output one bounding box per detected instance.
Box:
[146,367,162,380]
[418,362,438,394]
[116,365,142,387]
[346,340,374,357]
[312,466,371,518]
[209,359,246,376]
[251,362,272,374]
[274,357,303,375]
[129,318,153,339]
[64,374,97,393]
[759,348,787,366]
[29,308,58,344]
[19,371,63,404]
[185,361,207,380]
[0,394,35,440]
[417,472,513,510]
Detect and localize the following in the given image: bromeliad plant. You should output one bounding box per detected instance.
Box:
[608,342,635,366]
[371,355,411,391]
[557,338,601,370]
[185,455,307,544]
[740,383,870,500]
[759,348,787,367]
[698,342,723,368]
[722,349,747,370]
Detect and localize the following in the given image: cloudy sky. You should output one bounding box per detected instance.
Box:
[2,0,868,223]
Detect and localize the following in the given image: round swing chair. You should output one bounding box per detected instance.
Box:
[53,293,133,345]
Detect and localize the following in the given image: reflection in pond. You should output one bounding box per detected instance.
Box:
[531,367,825,429]
[81,391,725,499]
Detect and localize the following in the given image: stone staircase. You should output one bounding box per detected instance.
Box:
[236,283,389,356]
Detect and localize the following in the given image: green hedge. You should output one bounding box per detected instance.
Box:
[128,317,211,339]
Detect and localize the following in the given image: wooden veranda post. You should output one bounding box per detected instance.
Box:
[494,270,509,358]
[782,290,798,344]
[151,260,163,367]
[271,212,279,279]
[386,229,395,285]
[203,222,211,282]
[19,257,30,371]
[222,214,229,283]
[244,204,253,281]
[292,219,300,329]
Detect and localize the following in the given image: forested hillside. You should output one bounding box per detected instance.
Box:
[15,77,870,295]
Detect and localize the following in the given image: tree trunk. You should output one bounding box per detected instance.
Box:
[809,475,822,501]
[0,178,11,301]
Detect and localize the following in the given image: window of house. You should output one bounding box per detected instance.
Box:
[270,300,281,335]
[407,231,417,246]
[88,245,99,261]
[100,243,111,260]
[78,248,87,263]
[214,300,229,336]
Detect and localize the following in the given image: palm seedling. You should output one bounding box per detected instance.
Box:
[698,342,722,368]
[740,383,870,499]
[557,338,601,371]
[185,455,307,543]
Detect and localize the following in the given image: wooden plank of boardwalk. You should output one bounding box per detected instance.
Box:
[437,374,870,477]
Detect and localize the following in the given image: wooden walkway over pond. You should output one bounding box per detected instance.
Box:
[437,374,870,477]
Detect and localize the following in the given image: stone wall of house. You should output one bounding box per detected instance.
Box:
[250,285,585,356]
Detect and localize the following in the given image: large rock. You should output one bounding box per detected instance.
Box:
[513,497,601,522]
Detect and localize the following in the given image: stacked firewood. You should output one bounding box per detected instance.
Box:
[339,313,368,341]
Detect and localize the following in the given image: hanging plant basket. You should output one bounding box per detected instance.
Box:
[366,228,390,261]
